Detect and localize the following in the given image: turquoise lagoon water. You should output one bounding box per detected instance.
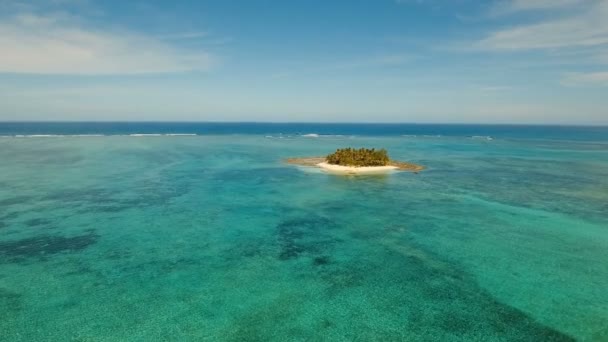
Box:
[1,125,607,341]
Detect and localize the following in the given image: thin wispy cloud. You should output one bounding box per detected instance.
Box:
[271,54,414,79]
[488,0,587,16]
[476,1,608,51]
[561,71,608,86]
[0,12,215,75]
[157,31,209,40]
[595,49,608,63]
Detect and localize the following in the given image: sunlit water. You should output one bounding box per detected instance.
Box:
[1,125,607,341]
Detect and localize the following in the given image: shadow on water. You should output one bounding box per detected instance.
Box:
[0,230,99,263]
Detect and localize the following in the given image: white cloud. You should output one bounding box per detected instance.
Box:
[0,13,215,74]
[477,1,608,50]
[489,0,587,15]
[561,71,608,85]
[157,31,208,40]
[595,50,608,63]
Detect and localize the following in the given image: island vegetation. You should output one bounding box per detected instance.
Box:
[326,147,390,166]
[286,147,425,174]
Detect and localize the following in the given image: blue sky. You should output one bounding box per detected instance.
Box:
[0,0,607,124]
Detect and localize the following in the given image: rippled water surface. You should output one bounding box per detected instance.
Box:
[1,126,607,341]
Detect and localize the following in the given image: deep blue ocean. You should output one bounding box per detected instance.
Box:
[1,122,608,141]
[1,122,607,341]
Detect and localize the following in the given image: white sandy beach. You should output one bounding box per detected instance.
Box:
[316,162,399,175]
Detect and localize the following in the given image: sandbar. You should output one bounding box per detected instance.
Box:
[286,157,424,175]
[317,162,398,175]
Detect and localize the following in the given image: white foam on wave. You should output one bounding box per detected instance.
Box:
[471,135,493,141]
[14,134,65,138]
[126,133,198,137]
[265,134,295,139]
[300,133,348,138]
[3,133,198,138]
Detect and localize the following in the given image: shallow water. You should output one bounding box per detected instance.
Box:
[1,131,607,341]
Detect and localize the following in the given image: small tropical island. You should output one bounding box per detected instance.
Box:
[286,147,425,175]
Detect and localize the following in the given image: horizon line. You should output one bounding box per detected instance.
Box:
[0,121,607,127]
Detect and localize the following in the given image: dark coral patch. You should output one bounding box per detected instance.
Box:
[229,241,265,259]
[0,212,21,221]
[313,256,330,266]
[23,218,54,227]
[84,205,131,213]
[276,216,335,260]
[0,231,99,263]
[46,181,191,214]
[0,196,33,206]
[44,188,112,203]
[0,288,22,313]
